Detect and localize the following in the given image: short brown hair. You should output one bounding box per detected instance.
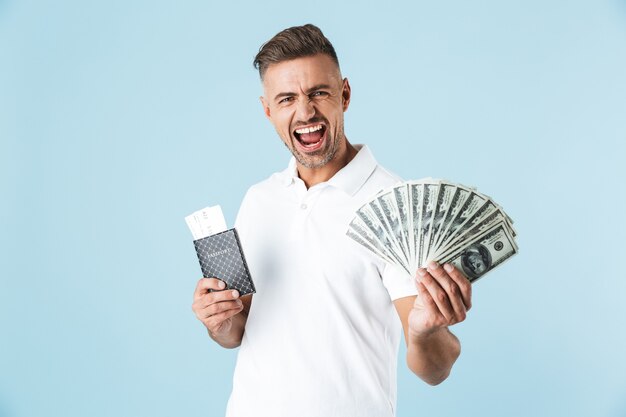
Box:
[253,24,340,80]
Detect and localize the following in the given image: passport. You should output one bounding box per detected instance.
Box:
[186,205,256,296]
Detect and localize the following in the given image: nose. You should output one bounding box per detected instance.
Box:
[295,97,316,121]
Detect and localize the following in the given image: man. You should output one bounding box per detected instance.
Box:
[462,244,491,279]
[191,24,472,417]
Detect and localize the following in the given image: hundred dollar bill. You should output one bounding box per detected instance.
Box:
[393,184,414,271]
[409,182,424,270]
[431,185,471,257]
[494,201,517,237]
[346,178,517,283]
[347,218,402,268]
[440,222,517,283]
[441,193,517,253]
[438,200,498,253]
[425,182,456,263]
[365,198,411,268]
[434,209,511,260]
[419,181,440,267]
[376,190,411,269]
[435,189,489,254]
[356,204,410,271]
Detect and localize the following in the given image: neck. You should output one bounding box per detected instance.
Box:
[297,140,358,189]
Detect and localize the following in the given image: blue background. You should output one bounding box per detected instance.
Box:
[2,1,625,416]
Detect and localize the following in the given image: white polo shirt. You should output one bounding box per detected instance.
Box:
[225,145,418,417]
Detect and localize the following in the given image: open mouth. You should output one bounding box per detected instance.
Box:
[293,123,327,152]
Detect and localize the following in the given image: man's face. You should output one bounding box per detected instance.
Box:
[260,54,351,169]
[468,253,486,273]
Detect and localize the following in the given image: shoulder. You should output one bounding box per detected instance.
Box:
[362,144,403,186]
[236,164,291,219]
[372,163,403,185]
[241,169,287,203]
[356,159,404,201]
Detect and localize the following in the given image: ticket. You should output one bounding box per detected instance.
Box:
[185,205,227,239]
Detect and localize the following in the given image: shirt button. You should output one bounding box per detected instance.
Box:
[300,203,308,210]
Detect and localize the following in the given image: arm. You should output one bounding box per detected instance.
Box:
[191,277,253,349]
[393,262,472,385]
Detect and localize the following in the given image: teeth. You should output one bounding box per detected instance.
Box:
[295,124,323,134]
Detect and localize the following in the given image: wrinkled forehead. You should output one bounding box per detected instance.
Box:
[262,54,342,95]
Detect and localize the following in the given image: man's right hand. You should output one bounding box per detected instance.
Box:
[192,277,245,341]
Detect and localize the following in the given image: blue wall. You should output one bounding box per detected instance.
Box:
[1,1,625,416]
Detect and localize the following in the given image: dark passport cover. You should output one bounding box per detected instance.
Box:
[193,228,256,296]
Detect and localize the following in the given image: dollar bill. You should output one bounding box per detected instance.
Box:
[437,200,498,252]
[431,185,471,257]
[376,190,410,262]
[409,182,424,269]
[393,184,414,271]
[347,218,403,269]
[419,181,440,267]
[435,190,489,253]
[425,183,456,263]
[440,222,517,283]
[356,203,410,271]
[368,198,411,267]
[346,179,517,283]
[434,209,510,260]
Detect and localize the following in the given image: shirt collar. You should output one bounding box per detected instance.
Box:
[277,144,378,196]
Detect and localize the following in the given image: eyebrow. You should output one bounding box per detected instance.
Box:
[273,84,333,102]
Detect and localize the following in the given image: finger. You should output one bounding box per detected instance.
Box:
[206,303,244,328]
[443,263,472,311]
[417,267,455,322]
[198,289,241,309]
[204,299,243,319]
[197,298,243,320]
[416,281,438,312]
[194,277,227,299]
[427,261,466,322]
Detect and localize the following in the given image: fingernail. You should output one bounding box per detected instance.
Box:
[427,261,439,270]
[219,281,226,289]
[417,268,427,276]
[444,263,453,273]
[231,290,239,298]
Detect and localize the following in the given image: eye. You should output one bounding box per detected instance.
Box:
[311,91,329,98]
[278,96,294,104]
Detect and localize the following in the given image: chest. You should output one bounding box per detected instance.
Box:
[243,186,385,297]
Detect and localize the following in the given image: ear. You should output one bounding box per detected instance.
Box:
[341,78,351,112]
[260,96,271,120]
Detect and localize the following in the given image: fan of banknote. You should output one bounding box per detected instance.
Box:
[346,179,518,282]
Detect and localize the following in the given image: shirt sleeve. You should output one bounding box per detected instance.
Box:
[381,262,418,301]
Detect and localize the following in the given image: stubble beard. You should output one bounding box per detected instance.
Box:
[281,120,345,169]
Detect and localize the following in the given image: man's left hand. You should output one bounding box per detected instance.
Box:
[408,261,472,340]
